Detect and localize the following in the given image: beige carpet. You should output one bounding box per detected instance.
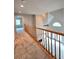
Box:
[14,32,53,59]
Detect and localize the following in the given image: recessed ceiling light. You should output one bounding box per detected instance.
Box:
[20,5,24,7]
[19,11,21,13]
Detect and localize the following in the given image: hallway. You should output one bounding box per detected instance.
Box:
[14,32,54,59]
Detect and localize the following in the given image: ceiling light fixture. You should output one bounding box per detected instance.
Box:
[20,4,24,8]
[20,0,24,8]
[19,11,21,13]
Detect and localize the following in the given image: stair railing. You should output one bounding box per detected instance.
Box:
[36,28,64,59]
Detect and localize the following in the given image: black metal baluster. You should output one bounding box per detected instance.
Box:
[51,33,53,55]
[59,35,61,59]
[54,34,56,59]
[45,31,47,50]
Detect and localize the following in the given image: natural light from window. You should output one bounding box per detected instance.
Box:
[53,22,62,27]
[16,19,21,25]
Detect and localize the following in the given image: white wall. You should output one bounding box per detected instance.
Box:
[48,8,64,32]
[35,8,64,33]
[22,14,36,38]
[36,13,48,28]
[35,8,64,42]
[35,13,48,40]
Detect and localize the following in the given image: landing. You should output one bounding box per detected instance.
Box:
[14,32,53,59]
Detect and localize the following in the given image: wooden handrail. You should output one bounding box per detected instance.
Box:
[36,28,64,36]
[36,27,64,59]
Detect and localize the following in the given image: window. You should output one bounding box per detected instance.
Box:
[16,16,24,32]
[16,19,21,25]
[53,22,62,27]
[16,16,22,28]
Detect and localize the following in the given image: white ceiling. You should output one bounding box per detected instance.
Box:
[14,0,64,15]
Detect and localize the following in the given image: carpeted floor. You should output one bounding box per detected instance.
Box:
[14,32,53,59]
